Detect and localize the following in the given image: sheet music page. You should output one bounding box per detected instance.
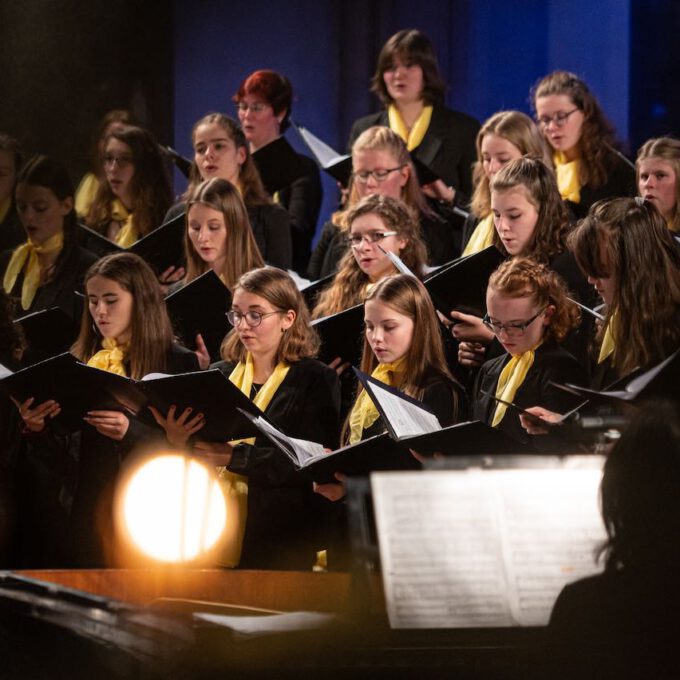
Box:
[252,416,326,464]
[367,381,441,438]
[372,464,604,629]
[0,363,12,379]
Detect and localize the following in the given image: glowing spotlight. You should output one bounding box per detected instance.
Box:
[118,454,227,563]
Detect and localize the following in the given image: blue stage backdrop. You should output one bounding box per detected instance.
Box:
[173,0,637,246]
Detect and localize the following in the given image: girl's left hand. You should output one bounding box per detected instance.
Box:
[193,440,234,467]
[149,404,205,448]
[313,472,347,501]
[450,311,495,344]
[84,410,130,441]
[195,333,210,370]
[422,179,455,203]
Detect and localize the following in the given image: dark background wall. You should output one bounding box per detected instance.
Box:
[1,0,679,244]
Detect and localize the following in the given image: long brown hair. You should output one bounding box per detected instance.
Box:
[85,125,172,239]
[343,274,461,443]
[72,253,175,379]
[470,110,551,218]
[490,157,570,263]
[569,197,680,375]
[531,70,617,189]
[184,178,264,289]
[185,113,270,207]
[221,267,320,364]
[487,257,580,345]
[636,136,680,232]
[313,194,428,318]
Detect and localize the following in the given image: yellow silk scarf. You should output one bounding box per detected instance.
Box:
[598,312,617,365]
[111,200,137,248]
[462,213,495,256]
[3,232,64,310]
[492,343,542,427]
[0,196,11,224]
[216,353,290,567]
[348,358,405,444]
[554,151,582,204]
[74,173,100,218]
[388,104,433,151]
[86,337,130,376]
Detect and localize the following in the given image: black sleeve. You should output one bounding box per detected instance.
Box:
[306,220,336,280]
[420,379,467,427]
[254,204,293,270]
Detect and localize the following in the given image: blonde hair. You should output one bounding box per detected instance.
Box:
[312,195,427,318]
[470,110,551,218]
[184,178,264,289]
[487,257,580,344]
[220,267,320,364]
[636,137,680,232]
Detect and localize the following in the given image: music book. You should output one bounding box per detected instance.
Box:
[251,136,307,195]
[424,245,505,317]
[300,273,334,309]
[162,145,192,178]
[551,346,680,406]
[293,123,352,186]
[138,369,262,442]
[566,296,605,321]
[78,213,186,274]
[0,353,145,431]
[165,270,232,362]
[372,456,606,628]
[13,307,80,362]
[312,303,365,365]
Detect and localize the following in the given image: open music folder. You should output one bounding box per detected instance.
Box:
[371,455,606,629]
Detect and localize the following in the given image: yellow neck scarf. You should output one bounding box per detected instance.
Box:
[554,151,582,203]
[388,104,433,151]
[3,232,64,310]
[111,199,138,248]
[492,342,542,427]
[463,213,495,256]
[217,353,290,568]
[74,173,100,218]
[348,358,405,444]
[598,311,617,365]
[86,337,130,376]
[0,196,11,224]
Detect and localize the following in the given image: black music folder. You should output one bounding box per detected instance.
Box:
[300,273,334,309]
[165,270,232,362]
[0,353,145,431]
[424,245,505,317]
[137,369,262,442]
[312,303,365,365]
[13,307,80,362]
[293,123,352,186]
[251,136,307,195]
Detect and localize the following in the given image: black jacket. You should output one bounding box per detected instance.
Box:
[215,357,341,570]
[348,104,480,200]
[473,343,587,450]
[0,200,24,256]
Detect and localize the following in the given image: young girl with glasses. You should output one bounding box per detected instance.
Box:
[84,125,172,247]
[472,257,585,447]
[154,266,341,570]
[312,193,427,318]
[531,71,636,219]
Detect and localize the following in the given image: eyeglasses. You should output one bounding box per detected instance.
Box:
[102,154,133,168]
[347,231,398,248]
[235,102,269,114]
[482,308,547,337]
[352,166,405,184]
[536,109,579,129]
[226,309,283,327]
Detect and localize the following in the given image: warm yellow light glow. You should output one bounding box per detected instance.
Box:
[120,454,227,562]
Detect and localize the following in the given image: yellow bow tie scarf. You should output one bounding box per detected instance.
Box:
[3,232,64,310]
[462,213,495,256]
[554,151,582,204]
[217,353,290,567]
[492,343,541,427]
[348,358,405,445]
[86,337,130,376]
[597,311,617,365]
[388,104,433,151]
[111,200,138,248]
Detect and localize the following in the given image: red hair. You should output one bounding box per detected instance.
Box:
[233,70,293,131]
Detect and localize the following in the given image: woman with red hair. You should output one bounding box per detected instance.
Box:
[234,70,322,275]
